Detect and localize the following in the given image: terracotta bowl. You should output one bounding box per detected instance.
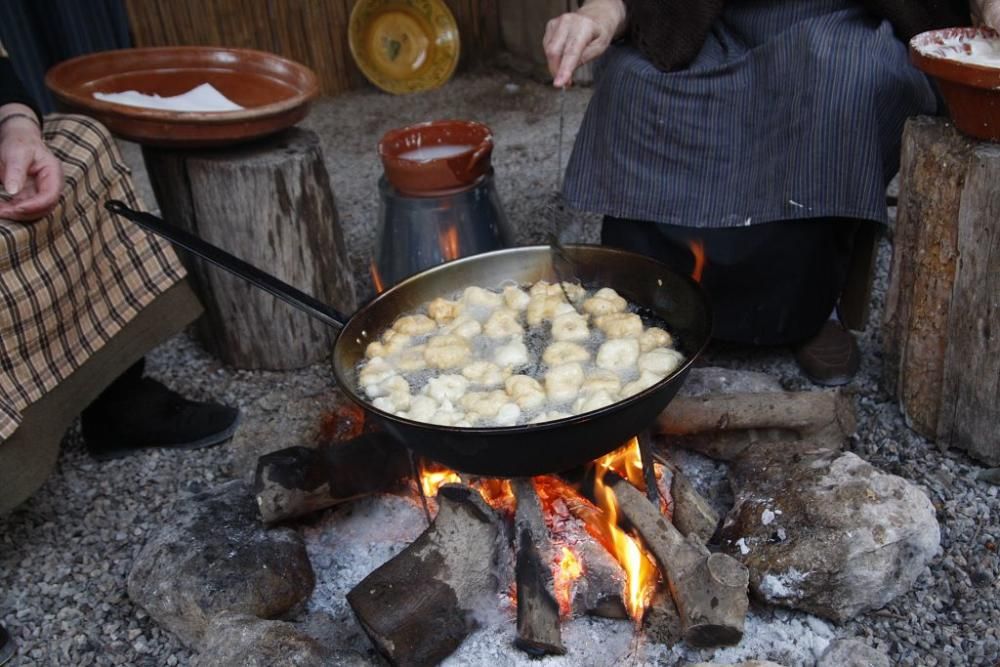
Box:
[910,27,1000,142]
[378,120,494,196]
[45,46,319,147]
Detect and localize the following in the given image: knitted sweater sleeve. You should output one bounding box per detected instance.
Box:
[622,0,725,72]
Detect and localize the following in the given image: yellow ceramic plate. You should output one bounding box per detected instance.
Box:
[348,0,460,95]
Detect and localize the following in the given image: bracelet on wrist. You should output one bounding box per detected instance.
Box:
[0,112,41,131]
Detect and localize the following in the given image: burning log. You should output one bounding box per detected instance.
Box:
[606,473,749,648]
[511,478,565,656]
[656,461,719,542]
[347,485,503,667]
[643,587,684,646]
[253,432,410,524]
[656,390,857,460]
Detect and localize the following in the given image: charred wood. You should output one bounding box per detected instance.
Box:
[643,587,684,647]
[512,478,565,656]
[607,473,749,648]
[347,485,502,667]
[655,460,719,542]
[253,432,410,524]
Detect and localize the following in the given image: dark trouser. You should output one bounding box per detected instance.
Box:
[601,217,858,346]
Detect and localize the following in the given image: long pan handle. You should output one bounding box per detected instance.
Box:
[105,200,348,331]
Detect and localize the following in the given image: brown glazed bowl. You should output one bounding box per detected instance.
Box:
[378,120,494,196]
[45,46,319,147]
[910,27,1000,142]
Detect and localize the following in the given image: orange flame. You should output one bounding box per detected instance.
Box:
[439,225,461,261]
[370,259,386,294]
[475,478,515,513]
[554,546,584,616]
[600,437,646,490]
[420,466,461,498]
[593,463,658,620]
[689,239,706,283]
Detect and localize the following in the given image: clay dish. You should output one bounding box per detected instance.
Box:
[910,27,1000,141]
[45,47,318,148]
[378,120,494,196]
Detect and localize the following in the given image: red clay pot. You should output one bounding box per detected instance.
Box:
[910,27,1000,142]
[378,120,493,196]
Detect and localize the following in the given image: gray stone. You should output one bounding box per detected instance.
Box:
[679,367,783,397]
[192,613,369,667]
[719,442,940,622]
[127,481,314,648]
[684,662,786,667]
[817,638,891,667]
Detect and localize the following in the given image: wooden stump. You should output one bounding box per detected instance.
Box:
[142,128,357,370]
[883,117,1000,465]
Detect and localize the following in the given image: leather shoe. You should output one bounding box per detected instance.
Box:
[81,377,240,461]
[793,320,861,387]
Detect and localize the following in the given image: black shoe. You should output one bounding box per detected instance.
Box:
[81,377,240,461]
[0,624,15,666]
[793,320,861,387]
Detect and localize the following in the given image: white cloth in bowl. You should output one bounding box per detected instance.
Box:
[93,83,243,112]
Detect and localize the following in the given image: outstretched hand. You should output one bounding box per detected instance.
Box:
[0,106,63,222]
[543,0,627,88]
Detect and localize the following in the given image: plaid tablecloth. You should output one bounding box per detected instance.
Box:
[0,114,186,441]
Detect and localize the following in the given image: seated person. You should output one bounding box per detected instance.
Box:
[543,0,998,385]
[0,55,239,462]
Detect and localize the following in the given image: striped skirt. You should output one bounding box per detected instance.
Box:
[563,0,939,229]
[0,115,186,441]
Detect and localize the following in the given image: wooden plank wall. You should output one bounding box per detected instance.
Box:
[124,0,501,96]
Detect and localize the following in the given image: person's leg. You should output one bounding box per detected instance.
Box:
[0,623,14,666]
[80,358,239,460]
[602,216,861,383]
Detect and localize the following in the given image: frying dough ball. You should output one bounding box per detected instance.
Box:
[396,345,428,372]
[503,285,531,311]
[495,338,529,369]
[484,308,524,338]
[494,402,522,426]
[461,286,503,309]
[620,370,665,399]
[427,297,463,325]
[551,312,590,342]
[392,314,436,336]
[428,410,467,426]
[371,396,400,414]
[580,369,622,396]
[542,341,590,366]
[359,357,396,390]
[526,295,577,326]
[367,330,412,358]
[530,280,585,303]
[638,348,685,376]
[545,362,585,404]
[425,374,469,402]
[424,334,472,369]
[582,288,628,316]
[596,338,641,371]
[573,389,616,415]
[406,395,439,421]
[462,360,507,387]
[505,374,547,410]
[595,312,644,339]
[460,390,511,419]
[639,326,674,353]
[442,315,483,339]
[364,340,388,359]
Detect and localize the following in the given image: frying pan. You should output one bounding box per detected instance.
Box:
[106,201,712,477]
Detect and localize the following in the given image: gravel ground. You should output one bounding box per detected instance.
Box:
[1,70,998,667]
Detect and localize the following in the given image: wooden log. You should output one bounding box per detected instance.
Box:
[656,390,856,460]
[884,117,1000,465]
[657,461,719,543]
[643,587,683,647]
[607,473,749,648]
[347,485,502,667]
[142,128,357,370]
[533,476,628,619]
[512,478,565,656]
[253,432,409,525]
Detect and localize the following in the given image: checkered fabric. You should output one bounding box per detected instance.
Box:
[0,114,186,441]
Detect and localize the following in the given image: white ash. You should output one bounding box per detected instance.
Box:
[759,570,809,602]
[736,537,751,555]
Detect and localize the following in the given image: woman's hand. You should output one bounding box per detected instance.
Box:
[974,0,1000,30]
[0,104,63,222]
[543,0,627,88]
